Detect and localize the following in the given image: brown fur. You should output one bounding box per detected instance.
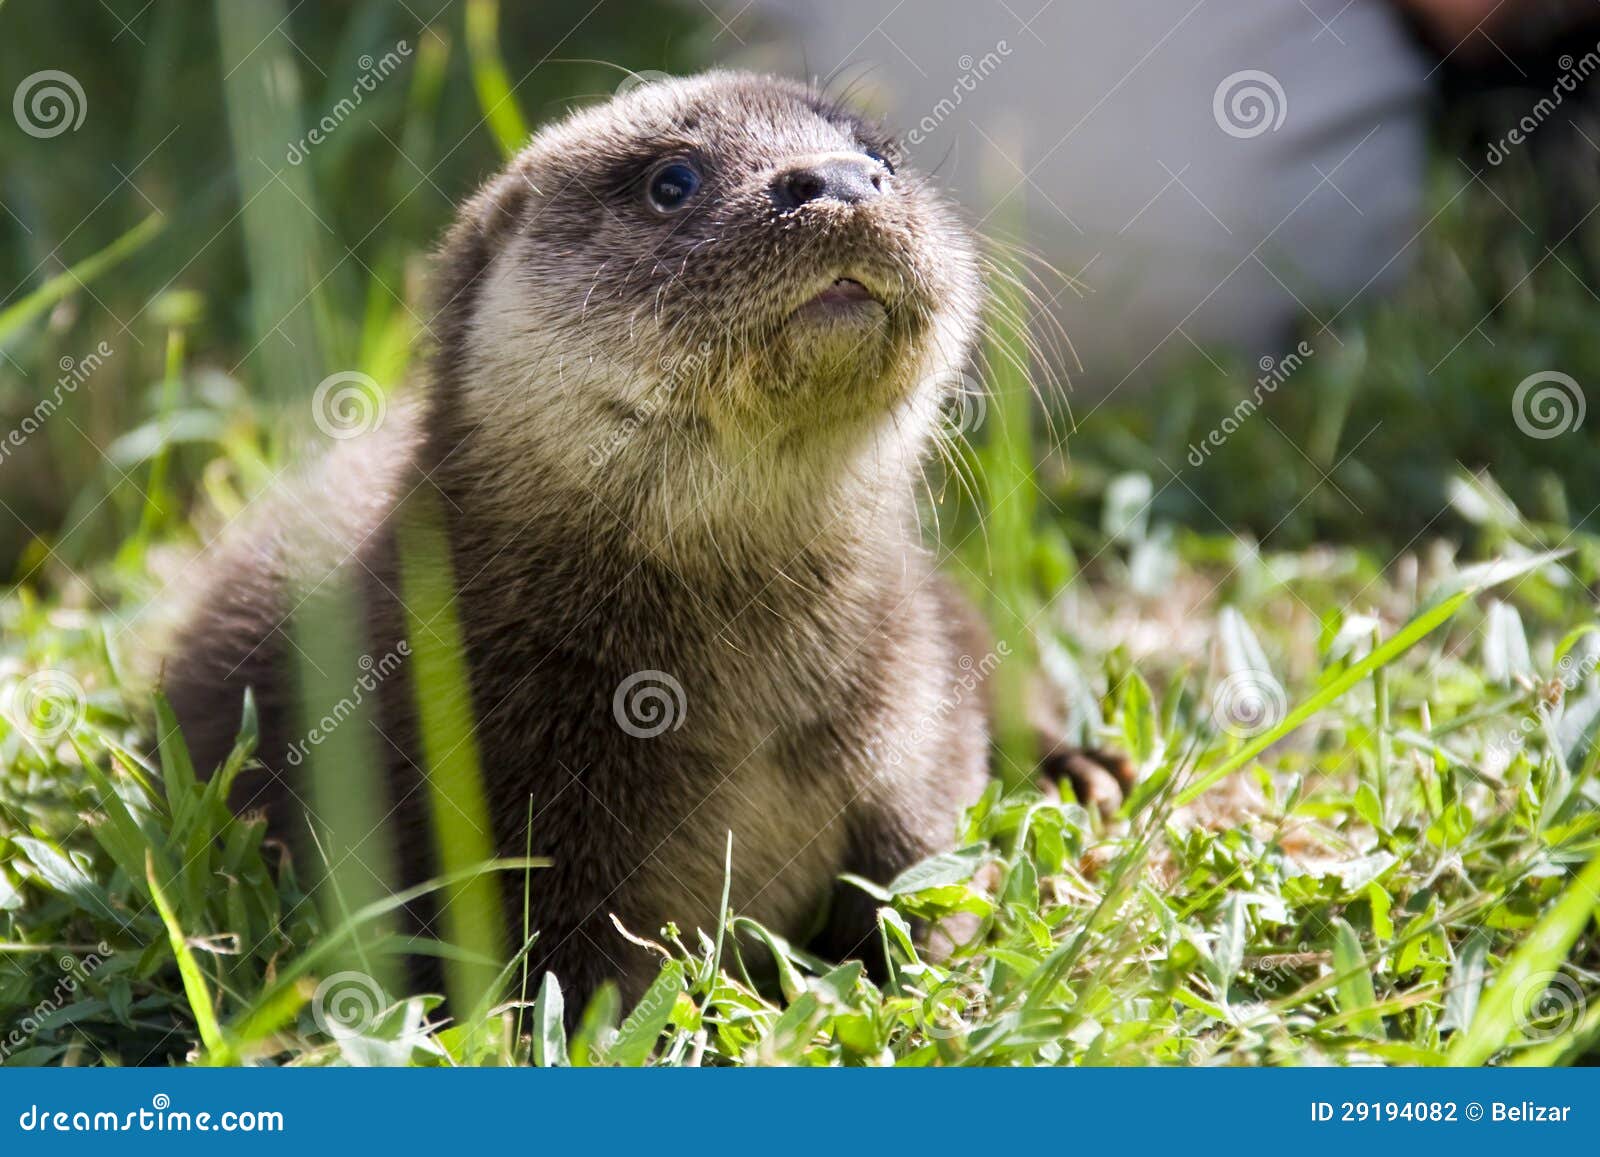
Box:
[160,72,1022,1010]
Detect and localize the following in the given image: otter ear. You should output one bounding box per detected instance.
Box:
[476,168,534,239]
[429,169,534,359]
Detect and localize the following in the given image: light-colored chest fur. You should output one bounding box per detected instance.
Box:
[614,580,960,946]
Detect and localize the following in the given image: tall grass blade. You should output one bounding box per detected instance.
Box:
[214,0,334,416]
[394,489,505,1016]
[0,212,163,344]
[1448,848,1600,1065]
[292,572,402,997]
[978,240,1038,795]
[145,851,236,1064]
[464,0,531,157]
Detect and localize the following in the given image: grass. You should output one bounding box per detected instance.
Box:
[4,519,1600,1066]
[3,2,1600,1068]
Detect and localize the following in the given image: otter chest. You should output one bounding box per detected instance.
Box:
[623,731,860,945]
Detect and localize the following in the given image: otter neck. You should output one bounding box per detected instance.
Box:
[428,396,932,588]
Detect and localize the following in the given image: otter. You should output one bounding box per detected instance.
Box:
[159,71,1129,1012]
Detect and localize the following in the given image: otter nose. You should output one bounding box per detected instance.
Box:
[772,153,886,208]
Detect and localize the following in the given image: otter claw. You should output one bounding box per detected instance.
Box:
[1039,744,1136,818]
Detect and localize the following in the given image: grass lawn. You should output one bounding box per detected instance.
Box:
[4,453,1598,1066]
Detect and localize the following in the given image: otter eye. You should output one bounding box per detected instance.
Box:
[864,148,895,175]
[645,160,701,213]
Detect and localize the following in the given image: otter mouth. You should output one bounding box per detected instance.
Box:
[788,276,888,325]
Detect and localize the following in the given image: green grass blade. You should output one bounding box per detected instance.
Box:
[145,850,236,1064]
[977,243,1039,795]
[215,0,333,410]
[1330,917,1383,1039]
[707,829,733,988]
[72,735,170,889]
[607,960,684,1066]
[151,691,196,796]
[292,575,402,997]
[532,972,568,1067]
[0,212,163,344]
[464,0,531,157]
[1447,848,1600,1065]
[395,489,505,1015]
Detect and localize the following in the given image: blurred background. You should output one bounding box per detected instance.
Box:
[2,0,1598,586]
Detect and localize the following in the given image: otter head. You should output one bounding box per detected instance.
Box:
[429,71,983,546]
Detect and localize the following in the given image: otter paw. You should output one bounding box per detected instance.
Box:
[1039,743,1136,819]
